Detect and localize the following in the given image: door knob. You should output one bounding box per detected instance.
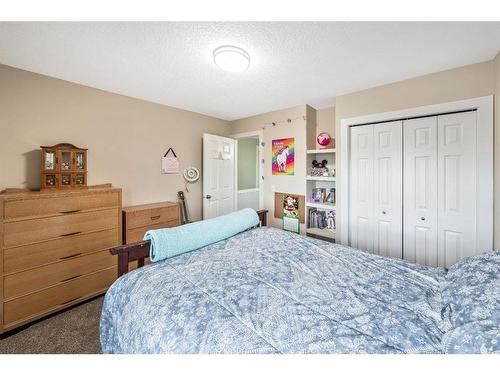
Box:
[420,217,426,221]
[205,195,212,199]
[381,211,386,215]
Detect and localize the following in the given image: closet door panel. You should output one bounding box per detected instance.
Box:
[437,112,477,267]
[349,125,374,253]
[373,121,403,258]
[403,117,438,266]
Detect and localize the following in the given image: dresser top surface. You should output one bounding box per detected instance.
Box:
[122,201,178,213]
[0,186,121,200]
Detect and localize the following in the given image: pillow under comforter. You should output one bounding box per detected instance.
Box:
[440,251,500,353]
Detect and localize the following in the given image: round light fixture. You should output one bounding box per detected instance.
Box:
[213,45,250,72]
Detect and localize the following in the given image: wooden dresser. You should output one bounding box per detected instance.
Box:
[122,201,180,244]
[122,201,180,271]
[0,186,121,334]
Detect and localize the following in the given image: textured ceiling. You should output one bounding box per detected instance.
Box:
[1,22,499,120]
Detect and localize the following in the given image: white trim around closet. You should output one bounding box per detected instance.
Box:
[339,95,494,253]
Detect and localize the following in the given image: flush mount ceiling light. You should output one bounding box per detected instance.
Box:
[213,45,250,72]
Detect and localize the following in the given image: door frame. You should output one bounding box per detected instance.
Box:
[339,95,494,252]
[232,130,264,211]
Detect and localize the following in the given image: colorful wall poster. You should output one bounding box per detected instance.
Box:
[272,137,295,175]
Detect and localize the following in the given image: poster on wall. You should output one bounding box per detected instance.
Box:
[272,137,295,175]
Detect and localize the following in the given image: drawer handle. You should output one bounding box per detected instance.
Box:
[60,209,81,214]
[59,252,82,260]
[60,231,82,237]
[60,274,82,283]
[59,296,82,306]
[151,215,161,220]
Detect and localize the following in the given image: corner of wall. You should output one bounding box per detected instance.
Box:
[494,51,500,248]
[306,105,317,150]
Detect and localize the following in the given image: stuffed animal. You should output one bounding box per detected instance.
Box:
[326,210,336,231]
[311,159,328,176]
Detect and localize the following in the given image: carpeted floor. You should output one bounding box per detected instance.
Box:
[0,296,103,354]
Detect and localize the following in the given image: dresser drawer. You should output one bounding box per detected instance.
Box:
[4,208,119,247]
[3,266,117,326]
[126,205,178,230]
[3,228,119,273]
[4,250,116,299]
[3,191,120,220]
[126,219,179,243]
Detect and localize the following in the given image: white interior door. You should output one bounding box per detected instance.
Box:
[349,125,374,252]
[373,121,402,258]
[203,133,235,220]
[437,112,477,267]
[403,117,438,266]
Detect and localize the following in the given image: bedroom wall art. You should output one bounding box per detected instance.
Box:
[274,192,305,223]
[282,193,300,233]
[161,147,179,174]
[272,137,295,175]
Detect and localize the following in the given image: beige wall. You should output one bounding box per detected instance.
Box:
[0,64,231,221]
[2,57,498,242]
[316,106,336,148]
[231,105,309,229]
[334,59,498,247]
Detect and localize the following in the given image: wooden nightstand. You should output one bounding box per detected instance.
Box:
[122,201,180,270]
[122,201,180,244]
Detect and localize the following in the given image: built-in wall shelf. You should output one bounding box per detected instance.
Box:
[303,111,337,242]
[306,176,336,182]
[306,227,336,239]
[306,202,336,210]
[306,148,336,154]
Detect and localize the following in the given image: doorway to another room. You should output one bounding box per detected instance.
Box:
[233,130,264,212]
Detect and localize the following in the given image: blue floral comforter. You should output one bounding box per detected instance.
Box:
[100,227,500,354]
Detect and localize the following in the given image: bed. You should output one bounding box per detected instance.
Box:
[100,226,500,354]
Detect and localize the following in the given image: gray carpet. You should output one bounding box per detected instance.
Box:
[0,296,103,354]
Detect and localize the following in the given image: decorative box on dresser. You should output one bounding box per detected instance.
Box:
[0,186,121,334]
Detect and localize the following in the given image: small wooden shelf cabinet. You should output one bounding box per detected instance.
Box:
[41,143,88,190]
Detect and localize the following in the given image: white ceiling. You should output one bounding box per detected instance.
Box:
[1,22,499,121]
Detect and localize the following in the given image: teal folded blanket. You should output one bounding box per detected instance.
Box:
[144,208,260,262]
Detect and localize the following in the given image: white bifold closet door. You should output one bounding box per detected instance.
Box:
[403,112,477,267]
[437,112,477,267]
[349,121,402,258]
[403,117,438,266]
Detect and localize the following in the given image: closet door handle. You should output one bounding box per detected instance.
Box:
[381,211,386,215]
[420,217,426,221]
